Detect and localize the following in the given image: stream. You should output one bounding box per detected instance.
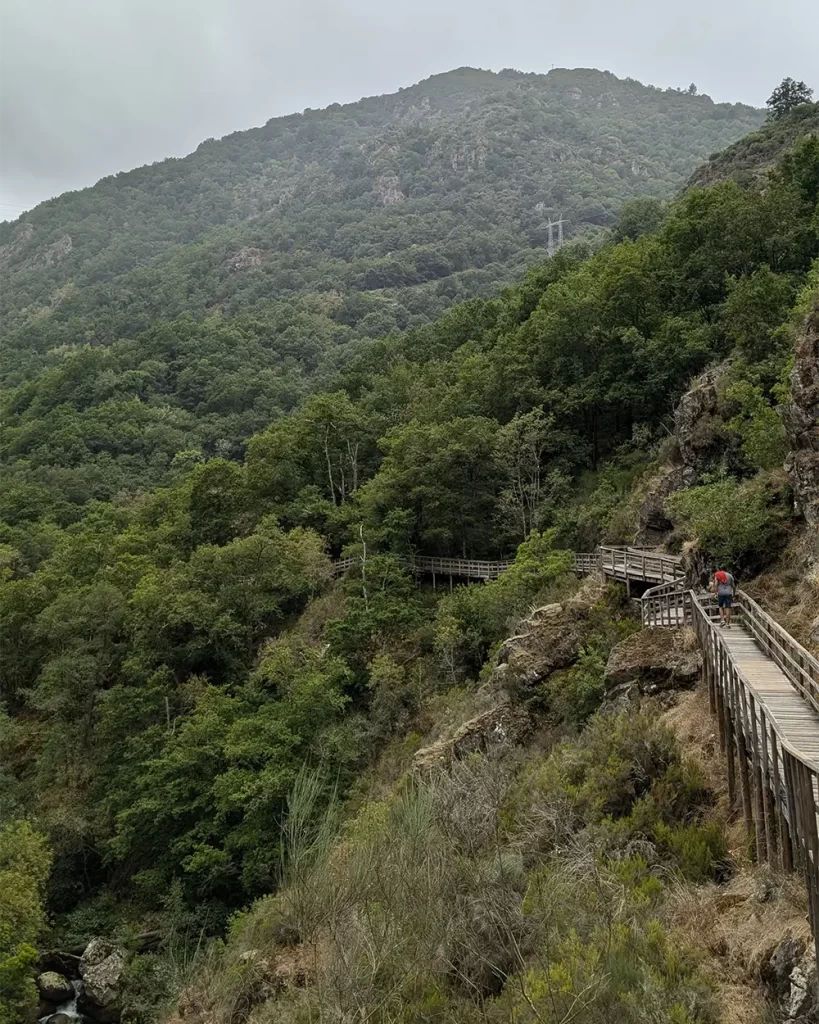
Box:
[39,979,89,1023]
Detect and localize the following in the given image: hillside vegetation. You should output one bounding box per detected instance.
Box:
[0,69,764,503]
[1,80,818,1024]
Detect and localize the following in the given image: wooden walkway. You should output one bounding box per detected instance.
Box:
[333,546,681,584]
[641,575,819,966]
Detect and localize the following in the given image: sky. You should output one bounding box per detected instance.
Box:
[1,0,817,220]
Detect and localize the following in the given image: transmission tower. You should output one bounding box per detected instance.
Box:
[546,214,568,257]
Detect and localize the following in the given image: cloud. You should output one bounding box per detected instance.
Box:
[1,0,816,219]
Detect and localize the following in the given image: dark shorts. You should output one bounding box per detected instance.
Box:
[718,594,733,609]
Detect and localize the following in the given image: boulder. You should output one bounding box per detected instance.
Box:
[78,939,127,1022]
[760,934,807,1001]
[412,700,529,774]
[604,626,701,696]
[788,948,818,1021]
[782,302,819,525]
[37,971,75,1004]
[48,1015,73,1024]
[496,574,607,687]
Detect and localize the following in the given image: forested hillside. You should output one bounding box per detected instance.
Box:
[1,76,818,1024]
[1,69,764,511]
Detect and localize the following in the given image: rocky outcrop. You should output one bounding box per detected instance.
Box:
[412,699,530,773]
[634,464,697,547]
[224,246,267,273]
[374,175,405,205]
[496,573,607,687]
[0,227,72,271]
[783,303,819,527]
[674,360,732,474]
[78,939,126,1023]
[759,935,818,1022]
[604,626,701,699]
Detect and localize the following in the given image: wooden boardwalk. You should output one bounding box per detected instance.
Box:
[333,546,681,584]
[641,575,819,966]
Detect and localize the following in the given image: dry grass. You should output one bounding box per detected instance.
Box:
[661,679,812,1024]
[742,525,819,656]
[661,684,727,801]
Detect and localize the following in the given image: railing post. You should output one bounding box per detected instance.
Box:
[734,670,754,837]
[748,694,767,863]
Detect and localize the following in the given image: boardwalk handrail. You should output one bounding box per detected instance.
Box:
[640,576,689,628]
[330,554,513,581]
[333,546,682,584]
[412,555,514,579]
[599,545,683,584]
[690,589,819,964]
[640,580,819,960]
[734,590,819,718]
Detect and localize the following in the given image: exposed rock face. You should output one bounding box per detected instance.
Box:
[783,303,819,527]
[78,939,126,1022]
[225,246,267,273]
[787,948,818,1021]
[761,934,805,997]
[496,573,607,687]
[43,235,73,266]
[634,464,697,547]
[37,971,74,1003]
[412,699,530,773]
[604,626,701,696]
[674,361,731,474]
[0,228,72,271]
[374,174,405,205]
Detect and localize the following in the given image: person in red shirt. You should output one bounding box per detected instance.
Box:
[713,570,735,628]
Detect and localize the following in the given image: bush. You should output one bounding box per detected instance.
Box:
[432,531,574,678]
[724,378,789,470]
[665,473,789,570]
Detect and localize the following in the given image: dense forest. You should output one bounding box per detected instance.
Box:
[1,71,818,1024]
[1,69,765,493]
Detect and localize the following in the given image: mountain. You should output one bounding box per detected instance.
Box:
[0,68,764,511]
[2,67,761,343]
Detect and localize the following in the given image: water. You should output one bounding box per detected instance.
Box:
[39,979,88,1023]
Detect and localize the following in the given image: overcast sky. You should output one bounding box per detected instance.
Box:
[1,0,816,220]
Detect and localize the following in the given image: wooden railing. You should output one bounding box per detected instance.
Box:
[690,590,819,964]
[639,580,819,960]
[413,556,514,580]
[640,577,690,627]
[598,545,683,584]
[735,591,819,717]
[574,552,601,574]
[330,554,513,581]
[332,546,682,585]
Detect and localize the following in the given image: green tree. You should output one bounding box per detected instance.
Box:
[766,78,814,120]
[0,821,52,1024]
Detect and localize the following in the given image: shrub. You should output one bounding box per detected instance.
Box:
[724,378,789,470]
[432,531,574,678]
[665,473,790,570]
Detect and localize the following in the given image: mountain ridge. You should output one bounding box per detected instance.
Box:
[1,66,762,341]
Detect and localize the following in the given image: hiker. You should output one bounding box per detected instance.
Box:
[712,569,735,628]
